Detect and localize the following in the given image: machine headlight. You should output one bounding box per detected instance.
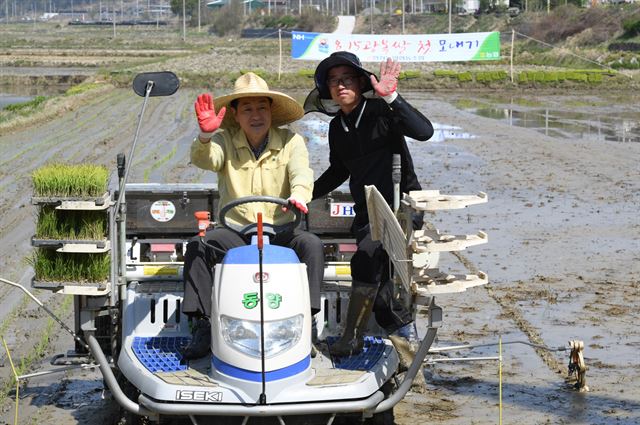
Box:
[220,314,303,358]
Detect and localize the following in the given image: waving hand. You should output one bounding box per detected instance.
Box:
[370,58,401,97]
[194,93,226,134]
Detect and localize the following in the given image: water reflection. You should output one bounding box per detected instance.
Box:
[294,115,475,145]
[424,123,476,143]
[0,95,32,110]
[295,118,330,145]
[0,85,69,110]
[470,105,639,143]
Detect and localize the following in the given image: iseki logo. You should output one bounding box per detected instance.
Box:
[175,390,222,402]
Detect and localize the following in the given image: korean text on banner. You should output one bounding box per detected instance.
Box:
[291,31,501,62]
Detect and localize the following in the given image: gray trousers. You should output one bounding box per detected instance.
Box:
[183,227,324,318]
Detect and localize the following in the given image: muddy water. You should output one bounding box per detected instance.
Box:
[0,88,638,425]
[0,85,69,109]
[453,94,640,143]
[0,66,97,77]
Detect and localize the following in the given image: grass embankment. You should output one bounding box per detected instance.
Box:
[108,67,635,92]
[0,81,113,134]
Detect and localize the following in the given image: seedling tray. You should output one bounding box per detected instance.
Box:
[31,192,112,210]
[31,237,111,253]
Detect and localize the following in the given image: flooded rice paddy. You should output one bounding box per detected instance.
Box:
[0,87,638,424]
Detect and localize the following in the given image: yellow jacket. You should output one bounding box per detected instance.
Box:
[191,126,313,227]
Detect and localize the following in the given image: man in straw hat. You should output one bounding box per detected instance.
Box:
[182,72,324,360]
[304,52,434,364]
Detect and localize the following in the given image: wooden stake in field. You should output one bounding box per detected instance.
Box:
[2,337,19,425]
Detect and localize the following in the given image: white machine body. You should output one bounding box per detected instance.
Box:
[211,243,312,376]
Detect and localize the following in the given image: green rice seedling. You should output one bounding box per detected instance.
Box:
[296,69,315,78]
[30,250,110,283]
[400,70,421,79]
[456,72,473,82]
[143,145,177,183]
[475,71,508,83]
[35,207,107,240]
[32,163,109,198]
[0,296,72,404]
[434,70,457,78]
[587,73,603,83]
[566,72,589,82]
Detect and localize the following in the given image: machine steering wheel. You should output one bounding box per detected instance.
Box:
[218,196,303,237]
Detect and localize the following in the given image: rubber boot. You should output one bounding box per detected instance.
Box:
[389,331,428,394]
[329,283,377,357]
[182,317,211,360]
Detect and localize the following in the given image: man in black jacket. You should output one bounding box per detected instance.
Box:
[304,51,434,358]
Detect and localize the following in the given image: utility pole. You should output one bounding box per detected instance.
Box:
[448,0,451,34]
[182,0,186,42]
[370,0,373,34]
[401,0,405,34]
[198,0,201,32]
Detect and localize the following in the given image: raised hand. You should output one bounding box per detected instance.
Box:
[370,57,401,97]
[194,93,226,134]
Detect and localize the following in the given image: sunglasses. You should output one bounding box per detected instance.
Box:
[326,75,360,88]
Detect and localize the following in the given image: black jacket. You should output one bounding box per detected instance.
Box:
[312,94,434,229]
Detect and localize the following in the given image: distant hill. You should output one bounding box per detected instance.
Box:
[352,4,640,69]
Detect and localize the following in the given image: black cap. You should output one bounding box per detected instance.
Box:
[314,51,375,99]
[304,51,376,116]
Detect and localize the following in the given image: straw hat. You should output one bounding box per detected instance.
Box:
[215,72,304,129]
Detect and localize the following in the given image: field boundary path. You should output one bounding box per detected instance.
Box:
[334,15,355,34]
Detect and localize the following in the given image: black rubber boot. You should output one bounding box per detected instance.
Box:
[182,317,211,360]
[329,283,377,358]
[389,325,428,393]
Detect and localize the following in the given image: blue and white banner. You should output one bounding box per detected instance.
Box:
[291,31,501,62]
